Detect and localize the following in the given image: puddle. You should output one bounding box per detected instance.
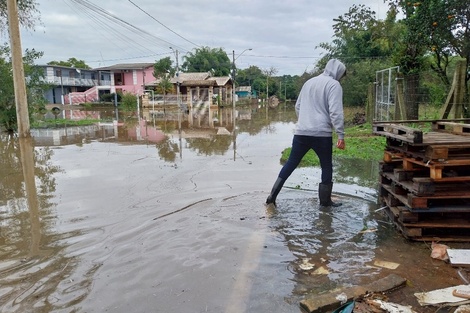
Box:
[0,105,461,312]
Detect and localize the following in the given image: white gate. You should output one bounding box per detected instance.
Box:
[375,66,400,122]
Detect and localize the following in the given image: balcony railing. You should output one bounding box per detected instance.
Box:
[43,76,109,87]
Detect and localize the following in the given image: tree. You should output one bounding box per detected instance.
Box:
[317,5,398,107]
[0,45,48,132]
[153,57,174,99]
[388,3,444,117]
[153,56,174,78]
[319,4,389,60]
[182,46,231,76]
[47,58,91,69]
[0,0,41,30]
[403,0,469,114]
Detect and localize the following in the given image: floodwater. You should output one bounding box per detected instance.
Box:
[0,105,465,313]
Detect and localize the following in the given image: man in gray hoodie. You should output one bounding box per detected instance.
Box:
[266,59,346,207]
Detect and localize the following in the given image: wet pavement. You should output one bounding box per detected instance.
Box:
[0,105,467,313]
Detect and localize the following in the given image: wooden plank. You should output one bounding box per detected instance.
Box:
[399,210,419,223]
[425,145,449,160]
[373,123,423,143]
[403,226,422,238]
[402,219,470,229]
[412,177,435,196]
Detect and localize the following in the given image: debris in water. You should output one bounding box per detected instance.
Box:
[299,258,315,271]
[373,259,400,270]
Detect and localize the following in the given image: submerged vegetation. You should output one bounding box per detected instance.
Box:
[31,118,100,129]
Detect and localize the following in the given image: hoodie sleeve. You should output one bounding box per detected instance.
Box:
[328,81,345,140]
[294,94,301,117]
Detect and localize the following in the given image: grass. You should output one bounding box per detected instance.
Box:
[31,118,100,129]
[280,123,386,167]
[279,104,443,166]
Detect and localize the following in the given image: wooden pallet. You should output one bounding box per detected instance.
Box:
[375,122,470,241]
[373,123,423,143]
[381,177,470,210]
[382,204,470,242]
[432,121,470,135]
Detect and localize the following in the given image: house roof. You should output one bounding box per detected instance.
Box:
[236,86,252,92]
[170,72,211,83]
[181,80,217,87]
[93,63,155,71]
[147,72,232,87]
[207,76,232,86]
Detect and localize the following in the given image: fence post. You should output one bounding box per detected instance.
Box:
[395,72,407,120]
[440,59,466,119]
[366,83,375,123]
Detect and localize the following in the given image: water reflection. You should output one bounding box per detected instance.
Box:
[32,105,299,164]
[0,135,100,312]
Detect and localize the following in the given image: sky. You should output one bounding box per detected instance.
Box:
[17,0,391,76]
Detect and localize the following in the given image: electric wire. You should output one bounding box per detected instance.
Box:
[65,0,185,60]
[128,0,199,49]
[69,0,174,48]
[63,0,155,57]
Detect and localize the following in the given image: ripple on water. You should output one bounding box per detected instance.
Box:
[267,190,381,294]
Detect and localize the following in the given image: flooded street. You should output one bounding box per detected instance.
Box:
[0,105,465,313]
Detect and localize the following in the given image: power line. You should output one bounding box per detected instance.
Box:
[66,0,184,57]
[128,0,200,49]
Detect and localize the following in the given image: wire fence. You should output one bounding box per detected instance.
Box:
[374,66,468,122]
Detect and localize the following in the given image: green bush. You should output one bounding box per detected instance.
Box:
[120,92,137,111]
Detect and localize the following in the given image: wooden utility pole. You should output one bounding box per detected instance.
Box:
[7,0,30,137]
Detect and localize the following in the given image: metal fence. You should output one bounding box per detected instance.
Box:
[375,66,400,122]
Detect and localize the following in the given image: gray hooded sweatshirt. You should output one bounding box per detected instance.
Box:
[294,59,346,140]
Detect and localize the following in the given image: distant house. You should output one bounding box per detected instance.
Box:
[146,72,234,108]
[235,86,253,99]
[93,63,156,95]
[37,64,112,104]
[37,62,235,108]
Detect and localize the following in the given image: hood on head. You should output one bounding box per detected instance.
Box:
[323,59,346,81]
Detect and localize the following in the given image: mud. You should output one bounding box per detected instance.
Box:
[0,105,468,313]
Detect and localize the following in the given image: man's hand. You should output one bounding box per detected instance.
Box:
[336,139,345,150]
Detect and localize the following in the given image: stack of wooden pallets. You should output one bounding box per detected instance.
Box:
[373,121,470,241]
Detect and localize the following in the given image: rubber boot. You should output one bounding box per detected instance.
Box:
[319,182,342,207]
[266,177,285,207]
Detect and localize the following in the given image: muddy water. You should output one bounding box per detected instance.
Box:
[0,105,463,313]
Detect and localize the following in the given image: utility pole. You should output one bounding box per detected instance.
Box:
[175,49,180,109]
[232,50,236,124]
[7,0,30,137]
[170,47,181,131]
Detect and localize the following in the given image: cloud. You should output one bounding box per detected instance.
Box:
[19,0,390,75]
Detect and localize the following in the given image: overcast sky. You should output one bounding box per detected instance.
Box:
[18,0,391,75]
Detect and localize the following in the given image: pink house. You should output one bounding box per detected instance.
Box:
[94,63,156,95]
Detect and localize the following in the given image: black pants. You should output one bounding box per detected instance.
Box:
[278,135,333,184]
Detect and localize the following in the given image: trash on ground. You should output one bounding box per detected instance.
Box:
[455,304,470,313]
[448,249,470,267]
[415,285,470,306]
[365,299,417,313]
[431,242,450,261]
[331,300,354,313]
[374,259,400,269]
[359,227,377,234]
[454,289,470,299]
[335,292,348,304]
